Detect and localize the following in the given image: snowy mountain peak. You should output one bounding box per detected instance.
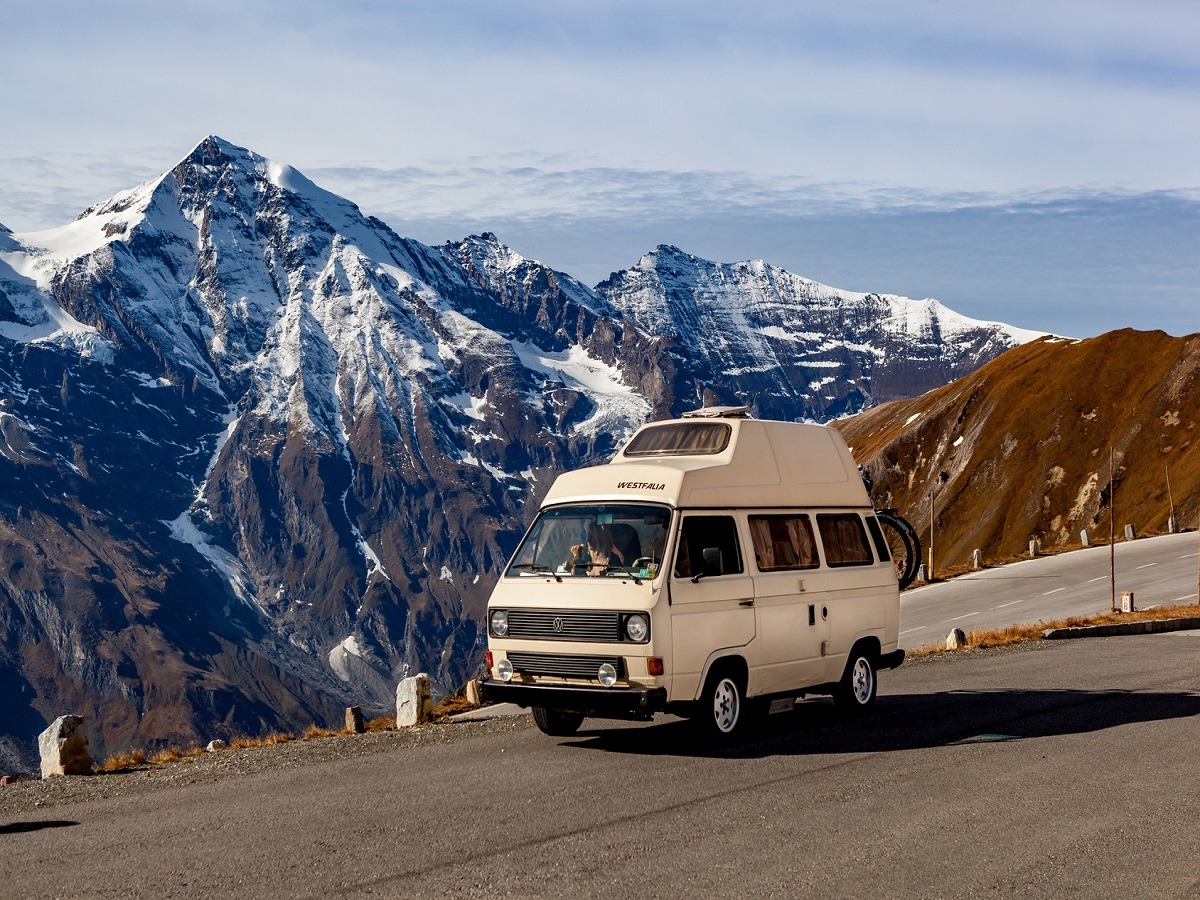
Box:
[444,233,615,319]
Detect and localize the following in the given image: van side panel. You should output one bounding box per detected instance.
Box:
[668,574,756,702]
[820,570,891,682]
[749,570,828,695]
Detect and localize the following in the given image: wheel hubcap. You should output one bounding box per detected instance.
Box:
[852,658,873,704]
[713,678,740,732]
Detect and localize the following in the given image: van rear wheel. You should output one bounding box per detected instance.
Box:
[833,650,877,714]
[531,706,585,736]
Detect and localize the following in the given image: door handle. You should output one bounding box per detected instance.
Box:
[739,599,755,607]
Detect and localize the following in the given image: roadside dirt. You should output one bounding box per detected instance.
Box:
[0,716,532,818]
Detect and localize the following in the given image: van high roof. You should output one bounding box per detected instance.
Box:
[541,415,870,509]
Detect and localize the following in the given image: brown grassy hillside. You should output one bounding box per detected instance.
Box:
[834,330,1200,569]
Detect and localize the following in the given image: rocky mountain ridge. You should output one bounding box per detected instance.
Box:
[835,329,1200,567]
[0,136,1041,763]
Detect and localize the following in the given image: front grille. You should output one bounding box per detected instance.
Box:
[507,609,621,642]
[507,652,623,680]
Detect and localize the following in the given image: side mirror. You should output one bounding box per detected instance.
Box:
[701,547,723,577]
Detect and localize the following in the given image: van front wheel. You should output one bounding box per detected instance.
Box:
[833,651,877,714]
[700,671,748,738]
[531,706,585,736]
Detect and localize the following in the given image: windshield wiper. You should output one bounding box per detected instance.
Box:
[508,563,562,583]
[603,564,642,585]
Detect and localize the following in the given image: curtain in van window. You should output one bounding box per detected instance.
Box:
[749,515,819,571]
[623,422,732,456]
[817,513,873,567]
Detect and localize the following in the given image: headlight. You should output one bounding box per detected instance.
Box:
[624,613,649,643]
[598,662,617,687]
[497,658,514,682]
[489,609,509,637]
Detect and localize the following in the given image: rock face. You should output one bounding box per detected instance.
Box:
[597,246,1042,422]
[38,715,93,777]
[0,136,1040,764]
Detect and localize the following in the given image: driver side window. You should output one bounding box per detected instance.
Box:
[673,516,743,579]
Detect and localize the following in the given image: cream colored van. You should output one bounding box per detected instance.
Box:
[479,407,903,738]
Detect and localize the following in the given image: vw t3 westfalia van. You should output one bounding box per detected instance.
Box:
[479,407,903,738]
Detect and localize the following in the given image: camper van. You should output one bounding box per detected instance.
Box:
[479,408,903,738]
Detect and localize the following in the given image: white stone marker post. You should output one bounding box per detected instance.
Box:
[396,673,433,728]
[38,715,94,778]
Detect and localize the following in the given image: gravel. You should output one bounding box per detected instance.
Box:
[0,715,532,818]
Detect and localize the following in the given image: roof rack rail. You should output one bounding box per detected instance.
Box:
[681,405,751,419]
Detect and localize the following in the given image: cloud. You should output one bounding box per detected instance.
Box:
[0,143,1194,341]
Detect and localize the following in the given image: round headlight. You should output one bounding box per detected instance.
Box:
[489,609,509,637]
[497,658,514,682]
[598,662,617,687]
[624,614,649,643]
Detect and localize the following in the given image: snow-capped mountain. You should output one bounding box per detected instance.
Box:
[597,245,1043,421]
[0,136,1041,762]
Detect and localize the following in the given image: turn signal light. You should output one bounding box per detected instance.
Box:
[486,650,494,668]
[647,657,664,676]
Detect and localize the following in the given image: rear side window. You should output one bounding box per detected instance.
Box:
[624,422,731,457]
[817,514,874,567]
[749,515,819,571]
[866,515,891,562]
[674,516,743,579]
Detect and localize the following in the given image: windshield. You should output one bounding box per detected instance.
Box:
[507,504,671,580]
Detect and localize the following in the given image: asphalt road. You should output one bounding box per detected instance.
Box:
[900,531,1200,649]
[4,633,1200,898]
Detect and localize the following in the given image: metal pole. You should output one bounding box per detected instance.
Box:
[928,489,935,581]
[1110,448,1116,612]
[1165,465,1175,532]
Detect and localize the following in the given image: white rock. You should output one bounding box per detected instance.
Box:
[946,628,968,651]
[38,715,94,778]
[396,673,433,728]
[206,739,227,752]
[465,679,481,708]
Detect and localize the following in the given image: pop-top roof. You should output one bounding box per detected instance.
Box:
[540,417,870,509]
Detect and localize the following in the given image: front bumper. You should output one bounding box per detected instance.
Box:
[479,677,669,717]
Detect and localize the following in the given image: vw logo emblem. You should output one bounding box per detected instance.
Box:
[552,617,565,633]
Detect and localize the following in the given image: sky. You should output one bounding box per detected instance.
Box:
[1,0,1197,338]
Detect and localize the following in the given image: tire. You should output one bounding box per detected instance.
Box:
[877,511,922,590]
[833,649,877,714]
[699,668,749,739]
[531,706,585,736]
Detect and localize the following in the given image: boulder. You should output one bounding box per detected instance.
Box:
[345,706,365,734]
[38,715,94,778]
[946,628,968,651]
[205,739,227,752]
[396,673,433,728]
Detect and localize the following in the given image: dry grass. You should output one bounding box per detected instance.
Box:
[97,721,358,774]
[430,695,478,719]
[909,601,1200,657]
[99,748,147,772]
[364,715,395,733]
[301,724,341,740]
